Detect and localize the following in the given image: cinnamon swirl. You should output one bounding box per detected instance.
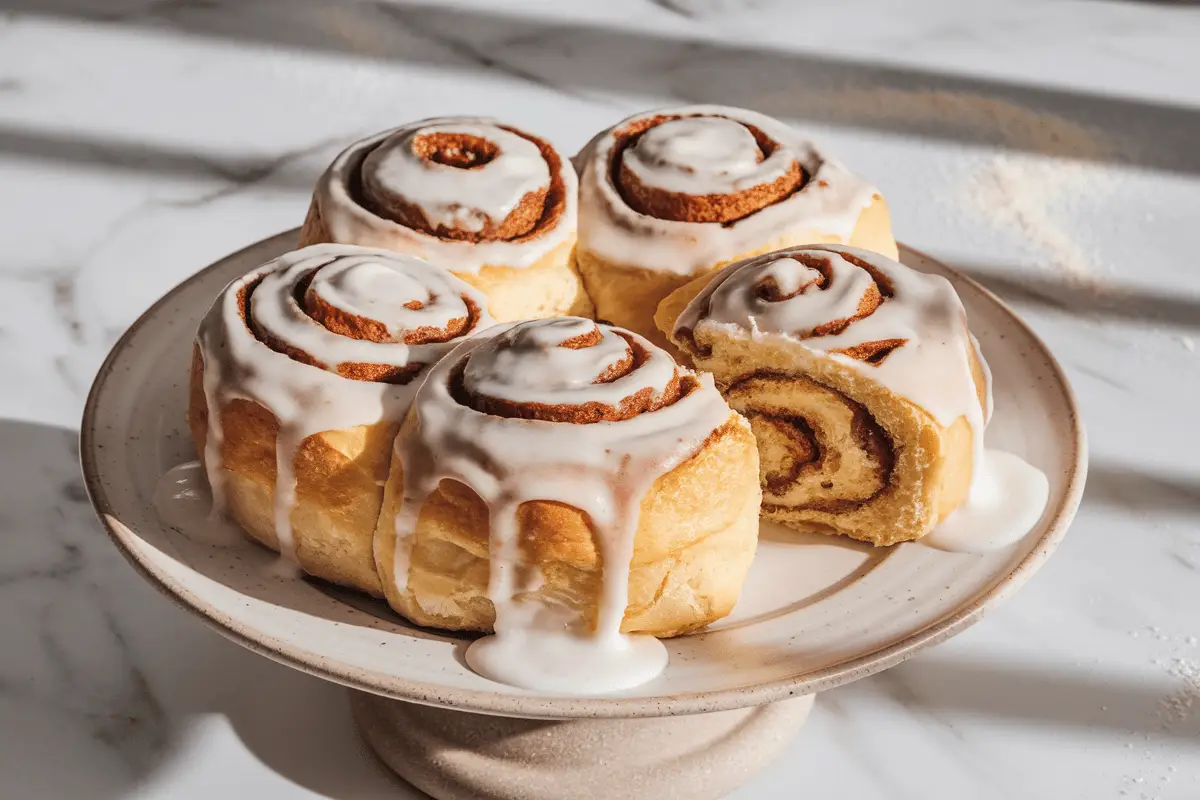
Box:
[373,317,761,693]
[300,117,593,322]
[657,244,989,546]
[574,105,897,348]
[187,244,494,594]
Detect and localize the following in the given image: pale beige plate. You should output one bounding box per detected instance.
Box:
[81,231,1086,724]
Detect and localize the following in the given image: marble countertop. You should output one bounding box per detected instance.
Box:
[3,0,1199,797]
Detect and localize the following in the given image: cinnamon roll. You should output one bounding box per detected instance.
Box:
[374,317,761,693]
[657,244,989,547]
[187,244,494,594]
[574,105,897,349]
[299,117,593,322]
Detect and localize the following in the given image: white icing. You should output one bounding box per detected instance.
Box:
[923,449,1050,552]
[307,259,468,339]
[153,462,305,582]
[466,603,669,695]
[970,332,995,424]
[576,105,880,276]
[384,318,735,695]
[676,244,988,471]
[622,117,792,196]
[152,461,243,547]
[196,243,493,564]
[461,317,677,408]
[361,124,550,234]
[316,117,577,273]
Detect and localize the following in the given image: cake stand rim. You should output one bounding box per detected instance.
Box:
[80,230,1088,720]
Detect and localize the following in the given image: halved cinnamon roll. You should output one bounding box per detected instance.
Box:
[574,105,897,349]
[187,244,494,594]
[300,117,593,322]
[657,244,989,546]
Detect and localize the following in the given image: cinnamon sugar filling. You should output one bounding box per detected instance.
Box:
[727,370,894,514]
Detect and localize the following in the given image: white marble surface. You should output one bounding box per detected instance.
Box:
[2,0,1199,797]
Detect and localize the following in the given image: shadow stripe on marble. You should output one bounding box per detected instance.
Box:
[956,262,1200,331]
[4,0,1200,173]
[841,655,1200,742]
[0,124,325,192]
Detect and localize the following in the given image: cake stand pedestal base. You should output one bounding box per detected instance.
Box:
[350,691,814,800]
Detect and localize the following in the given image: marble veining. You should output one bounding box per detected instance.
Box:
[1,0,1199,797]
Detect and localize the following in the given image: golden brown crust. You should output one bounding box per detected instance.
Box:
[374,416,762,635]
[188,346,394,594]
[372,317,762,637]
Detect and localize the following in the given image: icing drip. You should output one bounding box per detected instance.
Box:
[196,243,493,564]
[153,461,243,547]
[577,104,880,276]
[315,117,577,272]
[387,318,734,694]
[924,449,1050,552]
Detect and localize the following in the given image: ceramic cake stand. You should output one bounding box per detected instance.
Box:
[81,231,1086,800]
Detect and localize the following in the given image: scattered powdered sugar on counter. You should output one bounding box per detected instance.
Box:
[961,153,1112,286]
[1158,656,1200,729]
[1155,640,1200,732]
[1136,625,1200,734]
[765,86,1122,287]
[788,88,1118,160]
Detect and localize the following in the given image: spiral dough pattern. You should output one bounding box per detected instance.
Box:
[310,117,577,272]
[577,105,882,277]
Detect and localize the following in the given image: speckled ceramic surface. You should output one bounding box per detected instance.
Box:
[80,230,1086,720]
[351,692,814,800]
